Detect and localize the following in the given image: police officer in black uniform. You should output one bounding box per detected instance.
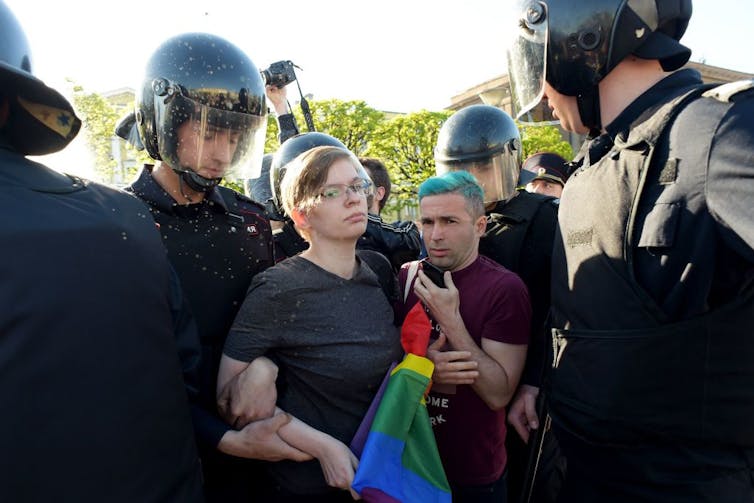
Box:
[119,32,308,502]
[434,104,562,503]
[0,3,203,501]
[507,0,754,501]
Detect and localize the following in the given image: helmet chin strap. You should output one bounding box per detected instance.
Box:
[175,168,221,193]
[576,86,603,138]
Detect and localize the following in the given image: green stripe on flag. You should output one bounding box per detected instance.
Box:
[370,354,450,492]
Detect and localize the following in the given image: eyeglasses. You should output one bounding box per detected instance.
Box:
[318,179,373,200]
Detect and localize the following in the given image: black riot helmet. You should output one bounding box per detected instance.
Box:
[507,0,692,133]
[134,33,267,192]
[434,105,521,204]
[0,2,81,155]
[269,132,348,219]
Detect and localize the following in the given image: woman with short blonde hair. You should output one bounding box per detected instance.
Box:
[218,145,402,502]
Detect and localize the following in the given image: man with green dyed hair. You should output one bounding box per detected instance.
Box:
[397,170,532,502]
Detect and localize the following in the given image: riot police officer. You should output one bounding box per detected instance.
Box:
[434,104,562,503]
[121,32,308,502]
[507,0,754,501]
[0,3,202,500]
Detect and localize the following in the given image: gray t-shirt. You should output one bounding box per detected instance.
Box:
[224,254,402,494]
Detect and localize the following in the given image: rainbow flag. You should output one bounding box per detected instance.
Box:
[352,353,451,502]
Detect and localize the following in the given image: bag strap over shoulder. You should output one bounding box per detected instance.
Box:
[403,260,420,302]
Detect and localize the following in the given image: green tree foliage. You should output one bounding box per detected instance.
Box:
[71,85,120,183]
[265,114,281,153]
[221,179,245,193]
[366,110,453,215]
[293,99,385,155]
[518,123,574,160]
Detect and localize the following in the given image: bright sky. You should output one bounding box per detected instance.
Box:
[10,0,753,112]
[5,0,753,176]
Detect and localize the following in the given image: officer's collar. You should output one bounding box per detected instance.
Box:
[128,164,228,214]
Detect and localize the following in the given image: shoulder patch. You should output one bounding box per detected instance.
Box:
[245,223,260,236]
[702,79,754,103]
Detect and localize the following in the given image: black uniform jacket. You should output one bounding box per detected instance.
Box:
[480,191,559,385]
[128,165,274,448]
[0,149,202,502]
[358,213,422,272]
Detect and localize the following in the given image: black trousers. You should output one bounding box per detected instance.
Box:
[507,406,566,503]
[554,425,754,503]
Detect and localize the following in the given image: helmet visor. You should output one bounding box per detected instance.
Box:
[156,93,266,181]
[436,153,519,204]
[506,0,548,122]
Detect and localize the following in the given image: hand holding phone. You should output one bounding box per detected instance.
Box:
[421,260,446,288]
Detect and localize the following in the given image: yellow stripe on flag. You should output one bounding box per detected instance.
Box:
[392,352,434,379]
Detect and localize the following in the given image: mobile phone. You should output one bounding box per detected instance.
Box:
[421,260,446,288]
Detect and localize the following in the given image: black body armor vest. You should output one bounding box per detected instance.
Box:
[549,82,754,447]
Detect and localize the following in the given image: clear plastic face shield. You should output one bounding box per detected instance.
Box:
[154,89,266,183]
[506,0,549,122]
[436,152,519,204]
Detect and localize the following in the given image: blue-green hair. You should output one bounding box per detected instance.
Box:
[418,170,485,218]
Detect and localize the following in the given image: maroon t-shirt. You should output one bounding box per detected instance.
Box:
[398,255,531,485]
